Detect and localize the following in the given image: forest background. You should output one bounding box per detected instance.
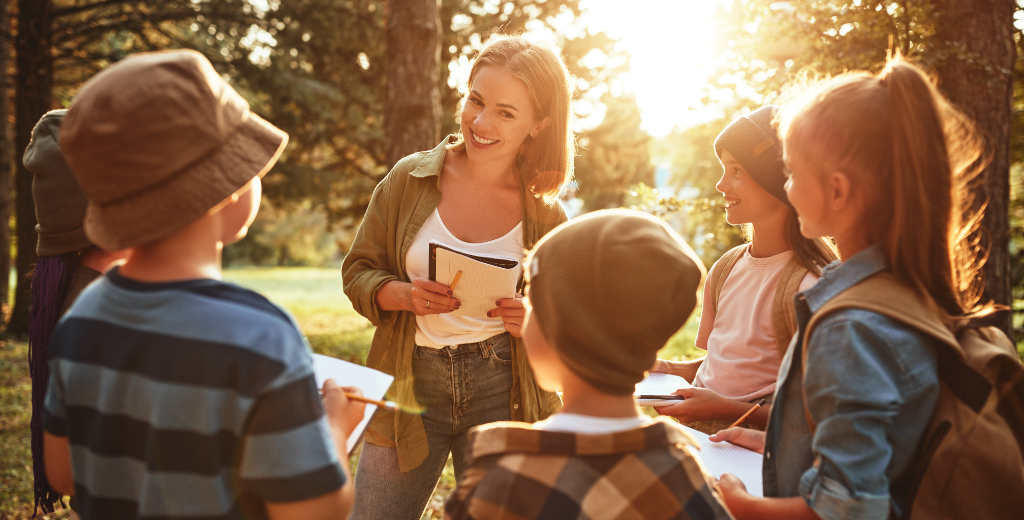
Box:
[0,1,1022,517]
[0,0,1020,341]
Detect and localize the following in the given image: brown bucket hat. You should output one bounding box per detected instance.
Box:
[60,49,288,250]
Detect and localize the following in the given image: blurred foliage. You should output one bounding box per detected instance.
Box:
[25,1,1024,295]
[225,199,347,267]
[642,0,1022,296]
[573,94,654,210]
[645,115,748,266]
[639,1,943,264]
[1011,22,1024,340]
[1012,164,1023,344]
[38,0,647,262]
[713,0,939,90]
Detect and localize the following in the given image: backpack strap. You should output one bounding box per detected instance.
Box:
[706,244,747,320]
[798,272,960,432]
[771,257,807,357]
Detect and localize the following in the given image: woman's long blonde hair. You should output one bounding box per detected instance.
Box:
[779,55,994,323]
[455,36,574,200]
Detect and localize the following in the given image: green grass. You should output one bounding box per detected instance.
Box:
[0,341,73,519]
[223,267,376,363]
[0,266,701,519]
[0,340,35,517]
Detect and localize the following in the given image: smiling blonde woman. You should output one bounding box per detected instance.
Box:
[341,36,574,519]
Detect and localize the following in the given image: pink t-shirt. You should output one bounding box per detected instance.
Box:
[692,246,818,401]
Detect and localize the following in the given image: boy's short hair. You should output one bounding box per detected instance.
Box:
[524,209,705,395]
[60,49,288,250]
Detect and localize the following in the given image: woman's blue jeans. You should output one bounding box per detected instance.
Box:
[350,333,514,519]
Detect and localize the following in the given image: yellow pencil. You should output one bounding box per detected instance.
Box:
[727,398,766,429]
[449,270,463,291]
[344,393,424,414]
[319,390,424,414]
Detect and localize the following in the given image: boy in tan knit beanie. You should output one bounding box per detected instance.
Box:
[446,209,731,520]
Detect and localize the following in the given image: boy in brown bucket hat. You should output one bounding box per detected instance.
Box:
[40,49,364,519]
[445,209,732,520]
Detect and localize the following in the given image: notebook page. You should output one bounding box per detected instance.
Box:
[433,245,521,318]
[635,372,693,405]
[312,354,394,453]
[680,424,764,497]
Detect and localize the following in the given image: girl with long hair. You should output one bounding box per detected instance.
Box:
[712,56,995,519]
[654,105,836,430]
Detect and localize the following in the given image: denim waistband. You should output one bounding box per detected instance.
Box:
[415,333,510,358]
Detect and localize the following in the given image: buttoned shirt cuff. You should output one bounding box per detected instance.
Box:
[799,467,890,520]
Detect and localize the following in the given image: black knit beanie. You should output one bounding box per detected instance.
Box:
[713,105,787,203]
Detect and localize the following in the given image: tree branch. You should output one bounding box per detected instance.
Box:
[53,8,200,45]
[53,0,140,19]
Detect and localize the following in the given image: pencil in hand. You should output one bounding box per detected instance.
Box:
[449,270,463,292]
[344,393,425,415]
[319,389,424,414]
[727,398,766,429]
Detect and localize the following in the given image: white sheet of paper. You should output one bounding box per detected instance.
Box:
[432,244,521,318]
[634,372,693,406]
[312,354,394,453]
[681,425,764,497]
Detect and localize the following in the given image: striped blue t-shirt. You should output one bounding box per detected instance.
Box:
[43,267,345,519]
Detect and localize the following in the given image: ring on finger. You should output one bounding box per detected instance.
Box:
[426,300,431,309]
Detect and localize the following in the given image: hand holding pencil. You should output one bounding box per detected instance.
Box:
[321,380,366,438]
[319,380,424,415]
[705,399,769,453]
[407,278,460,316]
[341,392,424,414]
[726,398,766,429]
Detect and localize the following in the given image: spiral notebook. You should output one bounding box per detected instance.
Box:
[428,242,521,318]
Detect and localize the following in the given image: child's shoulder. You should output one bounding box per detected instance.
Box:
[65,272,306,361]
[185,278,297,327]
[710,243,748,273]
[464,417,699,463]
[451,419,729,520]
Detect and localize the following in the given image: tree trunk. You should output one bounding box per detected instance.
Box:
[11,0,52,335]
[0,0,11,312]
[0,0,12,313]
[385,0,441,166]
[932,0,1015,337]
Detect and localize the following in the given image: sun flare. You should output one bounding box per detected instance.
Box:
[581,0,722,135]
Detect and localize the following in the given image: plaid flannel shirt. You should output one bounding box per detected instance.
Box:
[444,418,733,520]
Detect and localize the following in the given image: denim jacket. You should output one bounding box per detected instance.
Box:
[763,245,940,520]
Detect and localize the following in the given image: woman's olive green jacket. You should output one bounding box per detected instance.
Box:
[341,136,564,472]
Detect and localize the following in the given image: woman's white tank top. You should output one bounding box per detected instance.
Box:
[405,208,523,348]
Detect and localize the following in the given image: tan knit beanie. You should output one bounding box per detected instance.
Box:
[525,209,706,395]
[23,109,93,256]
